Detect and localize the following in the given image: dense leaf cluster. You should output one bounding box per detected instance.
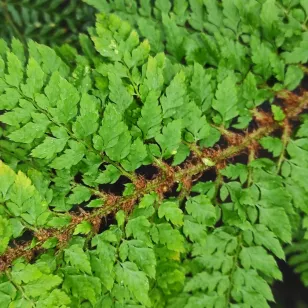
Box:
[0,0,308,307]
[0,0,95,46]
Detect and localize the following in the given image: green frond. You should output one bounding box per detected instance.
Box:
[0,0,308,307]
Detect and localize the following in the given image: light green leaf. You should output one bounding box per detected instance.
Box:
[140,54,165,100]
[0,281,16,307]
[240,246,282,280]
[162,14,185,61]
[155,120,182,158]
[284,65,304,90]
[259,207,292,243]
[11,38,25,64]
[47,73,80,124]
[139,193,157,209]
[120,240,156,278]
[36,289,71,307]
[221,163,248,184]
[64,245,92,274]
[126,216,152,245]
[156,223,185,252]
[73,221,92,235]
[0,217,12,254]
[95,104,131,161]
[252,224,285,259]
[184,294,218,308]
[235,268,274,302]
[243,72,258,102]
[260,137,283,157]
[115,262,151,307]
[0,160,15,199]
[124,39,151,68]
[212,74,238,122]
[8,119,50,144]
[108,72,133,114]
[251,40,272,79]
[283,33,308,64]
[10,170,35,207]
[86,199,104,208]
[121,138,147,171]
[271,105,285,122]
[185,195,216,226]
[41,237,58,249]
[0,88,21,110]
[31,136,68,159]
[183,102,210,141]
[189,62,212,110]
[301,0,308,15]
[158,201,183,226]
[67,185,91,205]
[184,271,225,293]
[172,143,190,166]
[72,93,99,138]
[160,71,186,119]
[11,264,42,284]
[0,100,34,127]
[183,218,207,243]
[116,210,125,227]
[260,0,279,31]
[5,52,23,87]
[9,218,24,238]
[96,165,121,184]
[64,275,101,306]
[21,58,45,98]
[23,274,62,298]
[50,141,85,169]
[138,99,162,140]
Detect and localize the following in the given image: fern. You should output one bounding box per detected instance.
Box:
[0,0,95,46]
[85,0,308,69]
[0,0,308,307]
[281,114,308,289]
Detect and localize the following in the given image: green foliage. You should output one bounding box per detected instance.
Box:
[0,0,95,46]
[0,0,308,307]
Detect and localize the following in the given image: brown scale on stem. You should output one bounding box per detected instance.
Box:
[248,140,260,157]
[34,229,54,242]
[202,147,219,161]
[181,176,192,193]
[224,133,244,146]
[121,197,137,213]
[278,90,308,118]
[91,216,102,234]
[105,194,119,207]
[135,175,147,190]
[215,160,227,171]
[253,109,275,127]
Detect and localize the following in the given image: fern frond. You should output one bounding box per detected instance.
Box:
[0,0,95,46]
[0,1,308,306]
[286,240,308,287]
